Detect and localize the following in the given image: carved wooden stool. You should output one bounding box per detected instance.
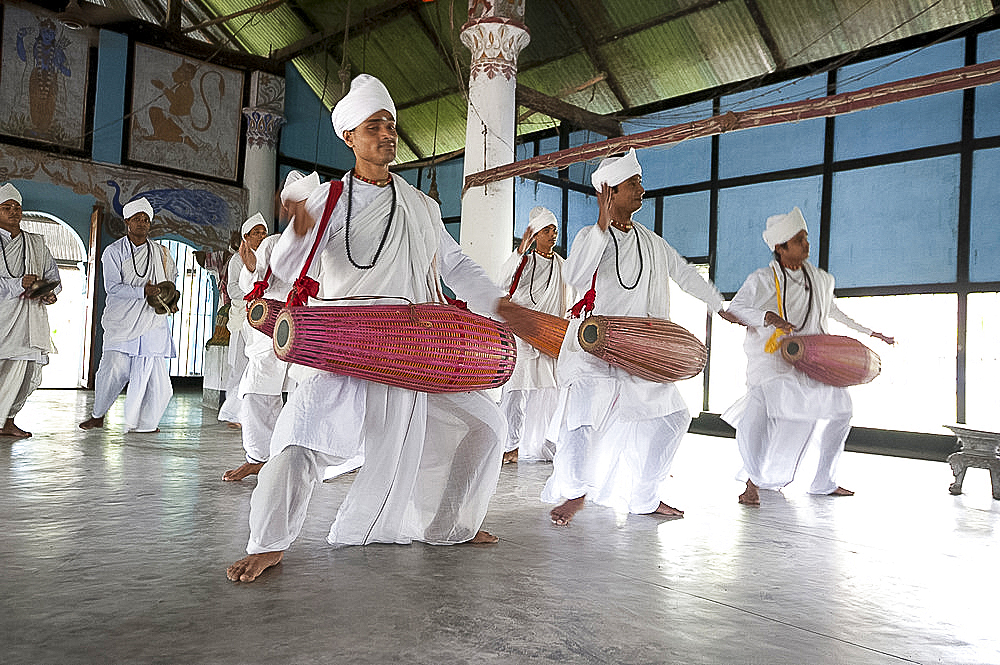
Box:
[945,425,1000,500]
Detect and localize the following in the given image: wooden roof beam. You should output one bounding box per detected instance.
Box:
[517,84,622,137]
[271,0,413,63]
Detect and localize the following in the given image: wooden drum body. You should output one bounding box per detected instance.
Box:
[247,298,284,337]
[272,303,517,393]
[576,315,708,383]
[778,334,880,387]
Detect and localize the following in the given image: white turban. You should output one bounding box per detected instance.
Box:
[0,183,22,205]
[763,207,808,250]
[331,74,396,142]
[123,197,154,221]
[591,148,642,190]
[280,170,320,205]
[527,206,557,236]
[241,212,267,236]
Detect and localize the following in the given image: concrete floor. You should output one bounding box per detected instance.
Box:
[1,387,997,665]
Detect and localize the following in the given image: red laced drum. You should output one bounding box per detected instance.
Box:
[272,303,517,393]
[246,298,284,337]
[503,305,708,383]
[577,315,708,383]
[778,334,881,387]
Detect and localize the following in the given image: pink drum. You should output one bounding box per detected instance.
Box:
[779,334,881,387]
[246,298,284,337]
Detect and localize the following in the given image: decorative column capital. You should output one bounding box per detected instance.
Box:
[242,108,286,150]
[461,18,530,82]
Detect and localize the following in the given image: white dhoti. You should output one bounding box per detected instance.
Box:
[92,350,173,432]
[0,359,43,421]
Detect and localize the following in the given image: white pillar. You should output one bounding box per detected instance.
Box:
[460,6,530,281]
[242,72,286,232]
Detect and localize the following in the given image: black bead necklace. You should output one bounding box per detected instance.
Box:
[345,172,395,270]
[528,250,554,304]
[131,239,152,279]
[609,226,642,290]
[0,231,26,278]
[779,262,813,328]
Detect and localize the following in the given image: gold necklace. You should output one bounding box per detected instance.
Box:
[610,220,633,232]
[352,170,391,187]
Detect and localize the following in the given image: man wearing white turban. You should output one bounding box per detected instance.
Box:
[0,183,61,438]
[217,212,269,428]
[723,207,894,505]
[496,206,569,463]
[228,75,515,582]
[543,149,741,526]
[80,197,178,433]
[222,171,319,482]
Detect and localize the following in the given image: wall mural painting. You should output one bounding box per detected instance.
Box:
[0,143,244,252]
[0,5,90,150]
[128,44,243,181]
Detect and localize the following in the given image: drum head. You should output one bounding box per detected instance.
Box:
[274,314,292,353]
[577,316,605,353]
[249,301,266,324]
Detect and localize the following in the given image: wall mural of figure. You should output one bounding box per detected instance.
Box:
[105,180,233,250]
[129,44,243,181]
[0,6,90,149]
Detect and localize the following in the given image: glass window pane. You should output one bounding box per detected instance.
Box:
[670,263,709,413]
[624,102,714,188]
[434,158,465,219]
[970,148,1000,282]
[966,292,1000,430]
[662,190,710,258]
[566,189,594,250]
[568,130,603,185]
[834,41,964,159]
[975,29,1000,139]
[838,294,955,434]
[829,156,959,287]
[719,75,827,178]
[716,177,823,293]
[538,135,560,177]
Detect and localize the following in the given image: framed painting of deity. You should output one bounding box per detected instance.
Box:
[128,44,244,182]
[0,5,91,150]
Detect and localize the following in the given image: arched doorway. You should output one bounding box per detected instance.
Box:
[20,212,87,389]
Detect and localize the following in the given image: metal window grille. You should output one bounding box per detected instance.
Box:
[160,239,215,377]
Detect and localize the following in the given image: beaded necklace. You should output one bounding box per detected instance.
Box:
[527,251,554,305]
[609,226,642,290]
[0,231,26,278]
[131,239,153,279]
[777,262,813,329]
[345,172,396,270]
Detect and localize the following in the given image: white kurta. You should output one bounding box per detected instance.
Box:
[723,260,873,493]
[542,223,724,513]
[496,249,568,459]
[0,229,59,420]
[218,252,248,423]
[235,234,296,464]
[92,236,177,431]
[247,173,505,553]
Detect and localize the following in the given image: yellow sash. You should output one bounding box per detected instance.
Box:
[764,266,786,354]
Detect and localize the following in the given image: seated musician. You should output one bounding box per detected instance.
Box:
[723,207,894,506]
[542,148,741,526]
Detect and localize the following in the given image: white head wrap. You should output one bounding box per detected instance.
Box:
[280,170,321,205]
[331,74,396,142]
[0,183,22,205]
[241,212,267,236]
[526,206,557,236]
[591,148,642,190]
[122,197,154,221]
[763,207,808,250]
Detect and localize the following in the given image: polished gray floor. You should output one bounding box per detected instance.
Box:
[1,387,997,665]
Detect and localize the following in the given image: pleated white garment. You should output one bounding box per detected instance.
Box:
[723,260,874,493]
[245,174,505,553]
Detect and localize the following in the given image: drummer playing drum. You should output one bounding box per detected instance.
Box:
[723,207,894,506]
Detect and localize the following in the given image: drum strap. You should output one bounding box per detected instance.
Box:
[507,253,530,298]
[286,181,344,307]
[569,269,598,318]
[244,266,271,302]
[764,266,786,354]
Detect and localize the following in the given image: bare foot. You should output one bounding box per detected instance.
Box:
[466,530,499,544]
[649,502,684,517]
[550,496,585,526]
[130,428,160,433]
[79,416,105,430]
[502,448,518,464]
[739,480,760,505]
[226,551,283,582]
[0,419,31,437]
[226,422,242,430]
[829,486,854,496]
[223,461,264,482]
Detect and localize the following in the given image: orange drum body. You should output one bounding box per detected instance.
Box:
[247,298,284,337]
[779,334,880,387]
[271,303,517,393]
[503,305,708,383]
